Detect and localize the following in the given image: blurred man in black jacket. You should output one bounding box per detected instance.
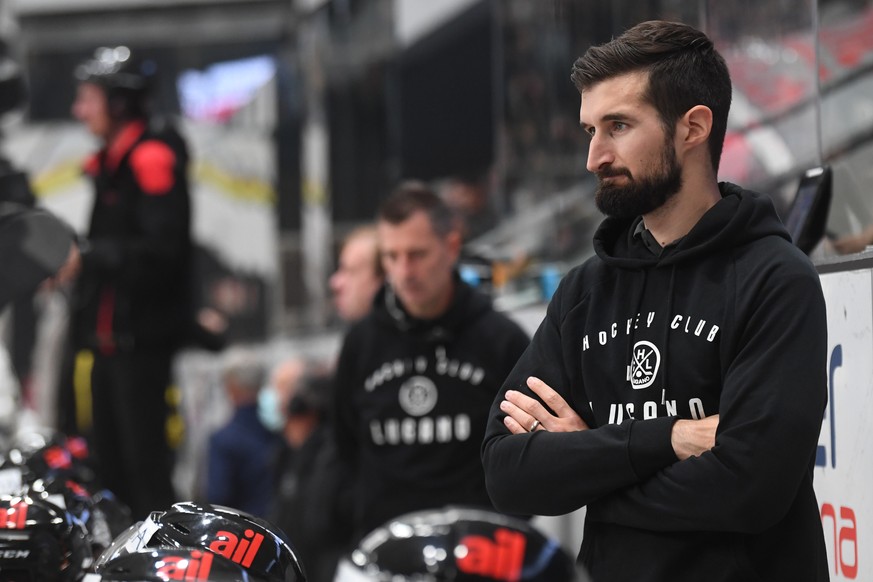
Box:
[65,46,191,518]
[0,37,78,423]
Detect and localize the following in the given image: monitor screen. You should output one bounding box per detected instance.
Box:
[782,166,832,255]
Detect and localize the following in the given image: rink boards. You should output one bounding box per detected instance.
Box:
[815,255,873,581]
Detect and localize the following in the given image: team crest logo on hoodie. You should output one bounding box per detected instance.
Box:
[399,376,439,416]
[629,340,660,389]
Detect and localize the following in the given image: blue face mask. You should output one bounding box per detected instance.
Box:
[257,386,283,432]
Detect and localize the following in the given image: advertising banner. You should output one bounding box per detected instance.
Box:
[816,268,873,580]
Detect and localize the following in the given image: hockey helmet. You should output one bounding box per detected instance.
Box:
[86,547,265,581]
[1,430,98,490]
[26,477,132,560]
[74,46,155,119]
[94,502,305,582]
[338,506,586,581]
[0,492,91,581]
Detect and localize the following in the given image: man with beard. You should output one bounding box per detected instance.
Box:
[482,20,829,582]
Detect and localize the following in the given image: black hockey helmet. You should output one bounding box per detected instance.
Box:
[0,492,91,581]
[94,502,306,582]
[27,477,96,528]
[74,46,155,120]
[1,429,98,489]
[26,476,132,560]
[338,506,585,581]
[89,548,265,581]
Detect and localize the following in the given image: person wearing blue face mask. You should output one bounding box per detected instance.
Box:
[206,346,282,517]
[258,357,307,433]
[257,381,283,433]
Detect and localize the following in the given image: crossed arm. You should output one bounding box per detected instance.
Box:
[500,375,718,461]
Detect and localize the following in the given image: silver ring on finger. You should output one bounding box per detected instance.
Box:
[529,419,541,432]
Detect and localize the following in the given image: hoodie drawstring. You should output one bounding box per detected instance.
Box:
[626,269,649,387]
[626,265,677,410]
[661,265,677,406]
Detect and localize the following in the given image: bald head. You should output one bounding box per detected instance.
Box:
[330,225,384,323]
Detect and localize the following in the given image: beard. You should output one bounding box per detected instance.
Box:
[594,139,683,219]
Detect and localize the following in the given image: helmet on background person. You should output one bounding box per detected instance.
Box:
[84,548,266,581]
[74,46,155,121]
[0,492,92,581]
[336,506,588,582]
[94,502,307,582]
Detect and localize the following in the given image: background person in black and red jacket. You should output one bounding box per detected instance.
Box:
[62,46,191,519]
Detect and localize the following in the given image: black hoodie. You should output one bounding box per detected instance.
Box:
[482,184,829,581]
[333,276,530,539]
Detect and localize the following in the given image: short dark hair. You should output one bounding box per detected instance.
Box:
[378,180,456,237]
[287,368,332,419]
[571,20,732,173]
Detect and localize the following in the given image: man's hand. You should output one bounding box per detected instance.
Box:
[671,414,719,460]
[500,376,589,434]
[833,224,873,255]
[41,241,81,292]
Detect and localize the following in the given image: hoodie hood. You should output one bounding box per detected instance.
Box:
[590,183,793,408]
[593,183,791,269]
[372,273,492,343]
